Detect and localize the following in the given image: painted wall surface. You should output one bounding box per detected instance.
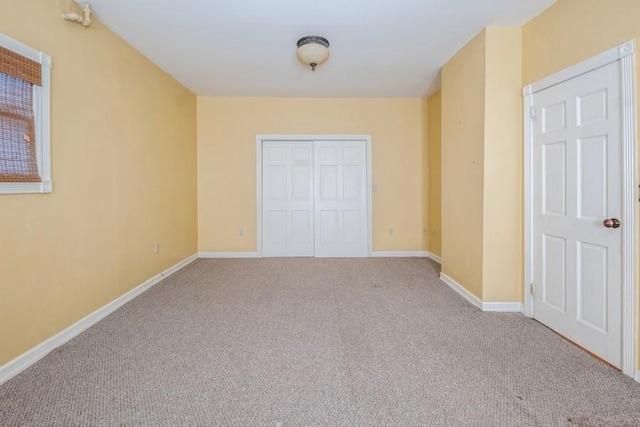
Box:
[197,97,425,253]
[441,27,522,302]
[482,27,523,302]
[441,30,486,298]
[0,0,197,366]
[523,0,640,85]
[427,90,442,257]
[522,0,640,370]
[422,97,430,251]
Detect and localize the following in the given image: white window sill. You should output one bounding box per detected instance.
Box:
[0,181,52,194]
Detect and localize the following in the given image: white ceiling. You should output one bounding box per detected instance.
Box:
[83,0,556,98]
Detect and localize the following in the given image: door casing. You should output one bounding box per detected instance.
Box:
[523,41,637,378]
[256,135,373,258]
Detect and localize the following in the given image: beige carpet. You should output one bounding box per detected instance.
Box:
[1,258,640,426]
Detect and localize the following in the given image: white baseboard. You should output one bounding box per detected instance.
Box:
[198,252,259,258]
[636,371,640,383]
[481,302,524,312]
[427,252,441,263]
[371,251,429,258]
[0,254,198,386]
[439,272,483,308]
[439,273,522,312]
[162,255,197,277]
[199,251,441,262]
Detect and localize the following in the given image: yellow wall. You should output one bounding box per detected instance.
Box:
[482,27,523,302]
[427,90,442,257]
[197,97,426,253]
[422,97,430,251]
[522,0,640,373]
[0,0,197,366]
[441,30,486,298]
[441,27,522,301]
[523,0,640,85]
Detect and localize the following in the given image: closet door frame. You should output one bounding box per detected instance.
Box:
[256,135,373,258]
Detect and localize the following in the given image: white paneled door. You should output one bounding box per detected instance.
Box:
[261,139,368,258]
[532,61,622,367]
[314,141,368,257]
[262,141,315,257]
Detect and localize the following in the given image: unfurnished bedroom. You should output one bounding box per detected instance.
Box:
[1,0,640,425]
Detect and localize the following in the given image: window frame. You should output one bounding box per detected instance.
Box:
[0,32,52,194]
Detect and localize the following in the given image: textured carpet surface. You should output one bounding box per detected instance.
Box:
[1,258,640,426]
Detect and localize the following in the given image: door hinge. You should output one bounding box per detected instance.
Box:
[530,282,535,295]
[530,106,535,119]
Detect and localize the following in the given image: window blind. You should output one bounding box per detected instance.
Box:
[0,46,42,86]
[0,46,41,182]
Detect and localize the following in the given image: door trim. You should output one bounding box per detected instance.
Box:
[523,40,637,378]
[256,135,373,258]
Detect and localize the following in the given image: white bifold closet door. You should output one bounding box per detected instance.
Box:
[262,140,368,258]
[314,141,368,257]
[262,141,315,257]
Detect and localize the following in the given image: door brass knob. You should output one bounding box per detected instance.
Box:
[603,218,621,229]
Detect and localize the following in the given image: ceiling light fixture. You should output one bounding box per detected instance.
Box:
[296,36,330,72]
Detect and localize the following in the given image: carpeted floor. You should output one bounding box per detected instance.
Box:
[1,258,640,426]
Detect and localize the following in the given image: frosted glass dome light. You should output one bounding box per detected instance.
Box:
[297,36,330,72]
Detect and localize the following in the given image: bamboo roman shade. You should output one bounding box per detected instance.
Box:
[0,45,41,182]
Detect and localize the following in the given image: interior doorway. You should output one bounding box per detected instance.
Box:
[524,41,637,377]
[256,135,373,258]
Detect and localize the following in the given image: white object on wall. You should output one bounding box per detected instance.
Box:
[62,2,92,27]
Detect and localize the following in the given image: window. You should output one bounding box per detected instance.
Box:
[0,33,51,194]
